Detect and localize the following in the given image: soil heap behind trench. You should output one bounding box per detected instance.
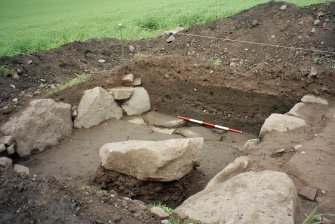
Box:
[1,1,335,224]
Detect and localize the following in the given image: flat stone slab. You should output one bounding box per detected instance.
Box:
[301,95,328,105]
[175,126,222,141]
[123,115,146,126]
[298,186,317,201]
[143,111,185,128]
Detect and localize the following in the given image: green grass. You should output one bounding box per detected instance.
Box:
[0,0,328,56]
[44,73,90,97]
[303,205,335,224]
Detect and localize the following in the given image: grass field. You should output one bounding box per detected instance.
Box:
[0,0,328,56]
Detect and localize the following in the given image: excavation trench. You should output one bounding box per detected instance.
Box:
[23,77,298,208]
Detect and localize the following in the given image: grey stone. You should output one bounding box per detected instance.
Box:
[98,59,106,63]
[150,207,170,218]
[280,5,287,10]
[287,102,306,118]
[206,156,249,189]
[14,164,29,175]
[251,19,259,27]
[108,87,134,100]
[175,171,297,224]
[99,138,203,181]
[259,113,306,138]
[174,126,222,141]
[7,143,15,155]
[0,144,5,153]
[122,87,151,116]
[123,115,146,126]
[314,19,321,25]
[151,127,175,135]
[122,74,134,84]
[298,186,317,201]
[133,78,142,86]
[129,45,135,53]
[0,157,12,167]
[242,139,260,151]
[144,111,185,128]
[167,35,175,43]
[74,87,122,128]
[301,95,328,105]
[161,220,169,224]
[0,136,15,146]
[311,27,316,33]
[1,99,72,157]
[308,66,318,79]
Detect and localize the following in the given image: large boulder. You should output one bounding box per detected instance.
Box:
[74,87,122,128]
[143,111,185,128]
[99,138,203,181]
[259,113,306,137]
[122,87,151,115]
[175,170,297,224]
[0,99,72,157]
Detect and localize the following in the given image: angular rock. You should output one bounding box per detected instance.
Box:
[74,87,122,128]
[1,99,72,157]
[99,138,203,181]
[122,87,151,116]
[175,171,297,224]
[7,143,15,155]
[108,87,134,100]
[259,113,306,138]
[150,207,170,218]
[144,111,185,128]
[301,95,328,105]
[122,74,134,84]
[298,186,317,201]
[167,35,175,43]
[0,157,12,167]
[314,19,321,25]
[14,164,29,175]
[308,66,318,78]
[287,102,306,118]
[206,156,249,189]
[0,136,15,146]
[241,139,260,151]
[133,78,142,86]
[0,144,5,153]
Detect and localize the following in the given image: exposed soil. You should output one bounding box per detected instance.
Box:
[0,167,159,224]
[0,1,335,224]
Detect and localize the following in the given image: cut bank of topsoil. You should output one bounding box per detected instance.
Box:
[1,1,335,223]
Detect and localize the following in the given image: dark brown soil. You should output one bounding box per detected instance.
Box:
[0,167,159,224]
[0,1,335,224]
[95,167,207,208]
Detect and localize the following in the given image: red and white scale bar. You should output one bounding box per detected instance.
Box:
[178,116,243,134]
